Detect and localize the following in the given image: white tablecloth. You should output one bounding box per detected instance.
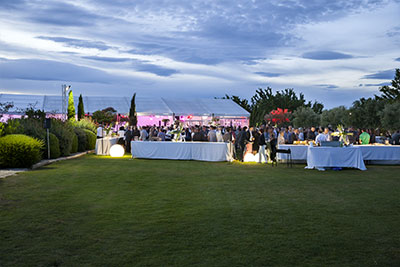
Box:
[356,145,400,163]
[277,145,308,161]
[306,146,367,170]
[131,141,233,162]
[95,137,119,155]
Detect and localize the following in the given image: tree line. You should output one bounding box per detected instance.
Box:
[222,68,400,130]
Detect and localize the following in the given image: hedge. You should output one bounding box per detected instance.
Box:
[71,134,78,154]
[84,129,96,150]
[50,119,75,156]
[0,134,44,168]
[74,127,88,152]
[46,133,61,159]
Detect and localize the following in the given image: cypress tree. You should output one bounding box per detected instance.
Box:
[67,90,76,121]
[77,94,85,121]
[129,93,137,126]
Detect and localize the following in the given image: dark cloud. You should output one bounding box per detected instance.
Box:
[363,69,396,79]
[254,72,282,77]
[302,51,354,60]
[0,58,122,83]
[37,36,111,50]
[364,82,391,86]
[135,64,179,77]
[395,57,400,62]
[82,56,131,62]
[317,84,339,89]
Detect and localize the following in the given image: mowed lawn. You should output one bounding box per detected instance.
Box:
[1,155,399,266]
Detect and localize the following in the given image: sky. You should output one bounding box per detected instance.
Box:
[0,0,399,108]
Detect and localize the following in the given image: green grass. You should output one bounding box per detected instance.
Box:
[1,155,399,266]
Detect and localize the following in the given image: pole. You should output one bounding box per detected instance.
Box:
[47,128,50,159]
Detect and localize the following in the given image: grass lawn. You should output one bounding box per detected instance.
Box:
[1,155,400,266]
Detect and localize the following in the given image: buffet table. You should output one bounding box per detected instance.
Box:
[95,137,119,155]
[306,146,367,171]
[131,141,233,162]
[277,144,400,164]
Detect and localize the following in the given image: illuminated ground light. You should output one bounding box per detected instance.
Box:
[110,144,125,157]
[243,152,267,163]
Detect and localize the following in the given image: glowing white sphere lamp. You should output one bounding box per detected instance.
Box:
[110,144,125,157]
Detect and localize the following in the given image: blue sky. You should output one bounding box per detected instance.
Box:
[0,0,399,108]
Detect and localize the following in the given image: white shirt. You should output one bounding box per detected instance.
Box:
[315,133,328,145]
[216,130,223,142]
[97,127,103,137]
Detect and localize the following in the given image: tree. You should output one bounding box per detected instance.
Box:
[308,101,324,114]
[292,106,320,128]
[377,68,400,101]
[67,90,76,121]
[77,94,85,121]
[347,97,385,128]
[264,108,292,127]
[380,101,400,130]
[320,106,349,127]
[0,102,13,119]
[129,93,138,127]
[92,107,116,125]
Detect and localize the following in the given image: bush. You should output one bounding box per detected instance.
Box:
[50,119,75,156]
[84,129,96,150]
[17,119,46,140]
[74,127,88,152]
[71,134,78,154]
[71,117,97,134]
[4,119,22,135]
[0,134,44,168]
[45,133,61,159]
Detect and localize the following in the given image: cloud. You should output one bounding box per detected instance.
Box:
[82,56,131,62]
[396,57,400,62]
[302,51,354,60]
[317,84,339,89]
[135,64,179,77]
[254,72,282,77]
[27,2,104,26]
[364,82,391,86]
[37,36,111,50]
[0,58,122,83]
[363,69,396,79]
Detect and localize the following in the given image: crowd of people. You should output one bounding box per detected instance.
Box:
[97,123,400,162]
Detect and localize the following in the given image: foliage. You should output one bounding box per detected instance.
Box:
[308,101,324,114]
[25,106,46,121]
[50,119,75,156]
[92,107,116,125]
[347,97,385,128]
[0,122,4,137]
[377,68,400,101]
[264,108,291,126]
[16,118,45,139]
[380,101,400,130]
[71,134,78,154]
[129,93,138,127]
[320,106,349,127]
[77,94,85,121]
[71,117,97,134]
[45,133,61,159]
[0,101,13,119]
[74,127,88,152]
[292,106,321,128]
[84,129,96,150]
[223,94,252,113]
[0,134,44,168]
[67,90,76,121]
[3,119,22,135]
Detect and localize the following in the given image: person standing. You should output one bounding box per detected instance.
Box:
[207,126,217,142]
[216,127,224,142]
[124,127,133,153]
[359,129,370,145]
[96,124,103,139]
[258,128,268,163]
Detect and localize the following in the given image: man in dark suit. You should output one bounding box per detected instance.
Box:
[307,126,317,141]
[124,126,133,153]
[236,126,249,162]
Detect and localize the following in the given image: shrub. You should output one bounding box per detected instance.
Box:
[71,134,78,154]
[0,134,44,168]
[84,129,96,150]
[17,119,46,140]
[50,119,75,156]
[45,133,61,159]
[4,119,22,135]
[74,127,88,152]
[71,117,96,134]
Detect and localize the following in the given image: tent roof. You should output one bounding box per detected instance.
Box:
[0,94,250,117]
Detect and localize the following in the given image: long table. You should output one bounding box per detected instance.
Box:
[95,137,119,155]
[131,141,233,162]
[305,146,367,170]
[277,144,400,164]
